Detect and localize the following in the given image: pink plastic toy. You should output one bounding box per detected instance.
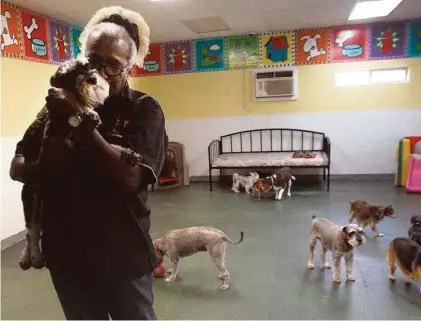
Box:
[405,154,421,193]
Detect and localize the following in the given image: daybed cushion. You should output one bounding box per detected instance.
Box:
[212,152,328,167]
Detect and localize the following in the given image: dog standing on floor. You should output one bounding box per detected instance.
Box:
[154,227,244,290]
[387,237,421,292]
[307,215,365,283]
[348,200,395,237]
[231,172,259,193]
[271,167,296,200]
[251,177,273,200]
[409,215,421,246]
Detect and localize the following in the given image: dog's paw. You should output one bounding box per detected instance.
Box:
[31,254,46,269]
[18,254,32,270]
[388,274,396,281]
[346,275,356,281]
[217,274,224,280]
[323,263,331,269]
[221,284,230,290]
[308,262,315,269]
[287,193,291,197]
[377,233,384,237]
[164,277,175,284]
[333,277,342,283]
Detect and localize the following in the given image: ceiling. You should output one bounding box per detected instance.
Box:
[6,0,421,42]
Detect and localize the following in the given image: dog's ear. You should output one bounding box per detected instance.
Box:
[50,73,63,88]
[410,215,421,225]
[342,226,348,234]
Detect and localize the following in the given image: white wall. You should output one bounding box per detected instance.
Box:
[165,108,421,177]
[1,136,25,241]
[2,108,420,241]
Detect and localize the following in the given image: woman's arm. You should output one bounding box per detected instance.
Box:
[80,95,168,194]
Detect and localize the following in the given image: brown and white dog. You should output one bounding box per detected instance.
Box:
[348,200,395,237]
[409,215,421,246]
[387,237,421,293]
[251,177,273,200]
[154,227,244,290]
[270,167,296,200]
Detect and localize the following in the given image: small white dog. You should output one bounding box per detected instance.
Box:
[231,172,259,193]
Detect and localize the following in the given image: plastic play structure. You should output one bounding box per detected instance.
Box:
[395,136,421,193]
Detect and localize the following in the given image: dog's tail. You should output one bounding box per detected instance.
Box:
[224,231,244,245]
[232,173,238,182]
[291,175,296,180]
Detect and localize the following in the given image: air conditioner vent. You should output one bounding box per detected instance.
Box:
[252,67,298,102]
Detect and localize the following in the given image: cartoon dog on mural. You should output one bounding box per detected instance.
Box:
[1,10,19,51]
[301,34,326,61]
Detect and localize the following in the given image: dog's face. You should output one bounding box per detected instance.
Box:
[50,57,110,108]
[411,215,421,227]
[379,205,395,219]
[153,239,165,265]
[342,224,365,248]
[249,172,259,183]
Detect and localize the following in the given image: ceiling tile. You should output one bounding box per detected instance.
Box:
[258,0,312,12]
[264,9,312,31]
[209,0,261,15]
[147,20,198,42]
[385,0,421,21]
[222,13,268,33]
[169,0,219,20]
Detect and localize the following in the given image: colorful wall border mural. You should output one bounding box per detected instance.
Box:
[1,1,420,77]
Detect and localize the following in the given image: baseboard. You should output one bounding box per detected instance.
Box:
[1,230,26,250]
[190,174,394,182]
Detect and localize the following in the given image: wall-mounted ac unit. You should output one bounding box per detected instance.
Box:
[252,67,298,102]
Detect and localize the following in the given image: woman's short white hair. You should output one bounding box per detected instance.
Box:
[79,6,150,68]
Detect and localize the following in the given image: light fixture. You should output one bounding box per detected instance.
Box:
[348,0,403,20]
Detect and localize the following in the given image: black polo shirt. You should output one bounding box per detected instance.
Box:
[15,87,168,279]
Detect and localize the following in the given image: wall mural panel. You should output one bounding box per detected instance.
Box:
[295,28,330,65]
[226,34,259,69]
[1,2,420,77]
[195,37,225,72]
[48,18,72,63]
[1,2,23,58]
[407,20,421,58]
[20,9,50,63]
[331,26,368,62]
[164,40,194,74]
[259,31,295,67]
[70,25,82,59]
[138,43,164,76]
[369,22,407,60]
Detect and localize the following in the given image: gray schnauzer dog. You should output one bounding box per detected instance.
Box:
[18,57,140,270]
[307,215,365,283]
[231,172,259,193]
[154,227,244,290]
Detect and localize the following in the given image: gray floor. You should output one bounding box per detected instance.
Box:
[2,180,421,320]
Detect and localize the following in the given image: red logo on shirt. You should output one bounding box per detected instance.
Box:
[115,117,130,130]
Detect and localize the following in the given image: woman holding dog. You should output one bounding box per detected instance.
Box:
[9,6,167,320]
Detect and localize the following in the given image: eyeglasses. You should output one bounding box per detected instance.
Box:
[89,59,129,77]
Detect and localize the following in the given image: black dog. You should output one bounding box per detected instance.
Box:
[409,215,421,246]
